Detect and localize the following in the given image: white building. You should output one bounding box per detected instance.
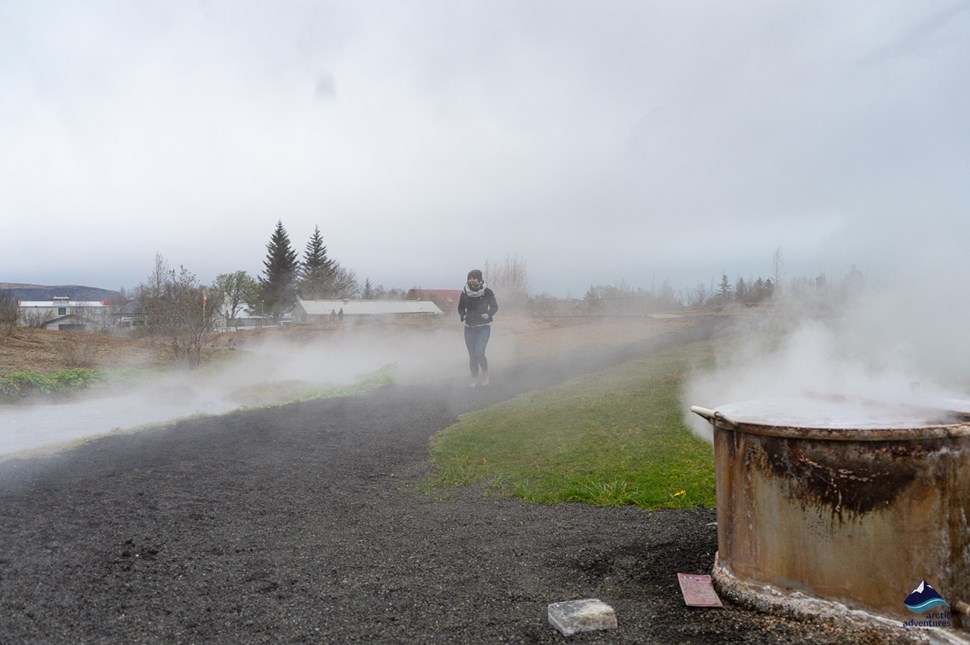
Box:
[17,299,117,331]
[292,298,441,324]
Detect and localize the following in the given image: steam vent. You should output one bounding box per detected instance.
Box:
[692,396,970,633]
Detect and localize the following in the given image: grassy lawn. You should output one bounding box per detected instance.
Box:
[429,338,720,509]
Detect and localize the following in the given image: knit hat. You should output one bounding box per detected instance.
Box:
[464,269,486,297]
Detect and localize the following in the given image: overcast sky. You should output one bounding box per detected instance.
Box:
[2,1,968,298]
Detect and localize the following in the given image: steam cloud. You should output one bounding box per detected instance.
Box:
[684,264,970,441]
[0,323,468,458]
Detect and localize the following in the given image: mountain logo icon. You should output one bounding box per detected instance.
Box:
[903,579,949,613]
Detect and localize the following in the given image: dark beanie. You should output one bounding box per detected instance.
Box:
[467,269,483,281]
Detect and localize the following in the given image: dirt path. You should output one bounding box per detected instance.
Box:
[0,321,894,643]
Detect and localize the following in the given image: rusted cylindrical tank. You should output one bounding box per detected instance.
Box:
[692,398,970,624]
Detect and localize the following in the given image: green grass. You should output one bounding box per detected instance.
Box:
[429,339,720,509]
[0,366,171,402]
[0,368,103,400]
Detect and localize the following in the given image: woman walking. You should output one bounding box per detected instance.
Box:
[457,269,498,387]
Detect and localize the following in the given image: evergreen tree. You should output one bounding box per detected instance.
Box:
[717,272,732,302]
[259,220,299,321]
[734,276,748,303]
[298,225,336,299]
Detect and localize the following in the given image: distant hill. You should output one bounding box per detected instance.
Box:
[0,284,123,302]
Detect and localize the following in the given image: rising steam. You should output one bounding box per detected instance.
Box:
[684,268,970,442]
[0,321,466,458]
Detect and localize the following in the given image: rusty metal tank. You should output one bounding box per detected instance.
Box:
[691,397,970,627]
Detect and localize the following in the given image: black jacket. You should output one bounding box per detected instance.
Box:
[458,288,498,327]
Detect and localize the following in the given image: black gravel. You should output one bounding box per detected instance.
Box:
[0,321,899,643]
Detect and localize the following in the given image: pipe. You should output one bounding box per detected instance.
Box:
[953,599,970,619]
[690,406,739,430]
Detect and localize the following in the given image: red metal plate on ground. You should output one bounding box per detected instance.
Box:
[677,573,723,608]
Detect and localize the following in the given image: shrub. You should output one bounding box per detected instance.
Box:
[0,369,102,400]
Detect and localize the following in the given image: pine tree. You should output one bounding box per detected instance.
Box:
[259,220,299,321]
[735,276,748,303]
[717,272,732,302]
[298,225,336,299]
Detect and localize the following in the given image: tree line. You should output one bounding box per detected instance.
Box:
[4,232,866,365]
[125,221,542,363]
[134,220,379,363]
[535,260,866,317]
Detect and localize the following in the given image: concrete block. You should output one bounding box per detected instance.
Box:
[547,598,618,636]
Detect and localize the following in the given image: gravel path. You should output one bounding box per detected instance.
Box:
[0,322,898,643]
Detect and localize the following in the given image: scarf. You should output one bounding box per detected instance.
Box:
[463,281,487,298]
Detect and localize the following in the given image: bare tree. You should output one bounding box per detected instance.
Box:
[137,255,220,365]
[657,281,679,309]
[0,290,18,339]
[369,284,405,300]
[139,254,169,347]
[582,280,679,315]
[484,253,530,312]
[20,309,55,328]
[687,282,710,308]
[327,264,360,300]
[772,247,784,296]
[60,333,102,368]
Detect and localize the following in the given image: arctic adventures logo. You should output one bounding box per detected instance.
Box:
[904,580,949,613]
[902,580,952,629]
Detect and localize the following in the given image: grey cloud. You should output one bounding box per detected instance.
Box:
[0,1,966,296]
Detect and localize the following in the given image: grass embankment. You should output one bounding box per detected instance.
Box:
[429,339,719,509]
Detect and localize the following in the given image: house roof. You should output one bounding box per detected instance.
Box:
[297,299,442,316]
